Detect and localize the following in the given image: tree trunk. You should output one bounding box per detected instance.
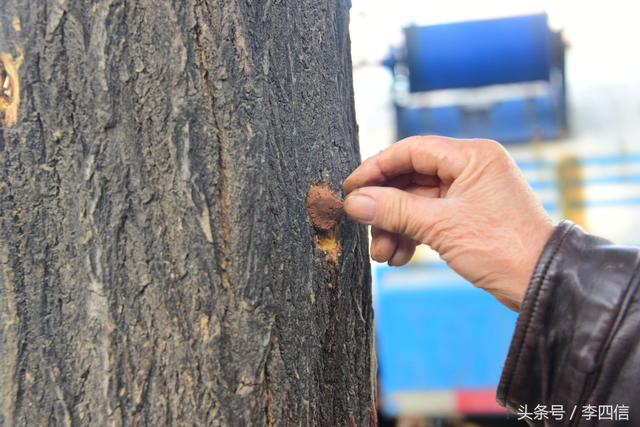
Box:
[0,1,374,425]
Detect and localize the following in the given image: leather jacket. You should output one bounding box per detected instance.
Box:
[497,220,640,426]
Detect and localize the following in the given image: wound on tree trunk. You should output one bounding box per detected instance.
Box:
[0,1,375,426]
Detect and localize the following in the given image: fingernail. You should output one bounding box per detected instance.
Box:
[344,193,377,223]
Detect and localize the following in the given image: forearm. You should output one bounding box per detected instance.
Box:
[498,221,640,425]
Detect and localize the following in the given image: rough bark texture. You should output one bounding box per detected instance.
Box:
[0,1,374,426]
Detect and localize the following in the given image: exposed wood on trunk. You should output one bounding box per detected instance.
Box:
[0,1,374,425]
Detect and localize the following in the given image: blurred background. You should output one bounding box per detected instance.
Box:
[349,1,640,425]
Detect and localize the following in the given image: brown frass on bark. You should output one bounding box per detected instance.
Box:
[307,184,344,232]
[307,184,344,261]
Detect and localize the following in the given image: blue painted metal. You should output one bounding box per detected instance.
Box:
[395,13,567,143]
[527,180,557,190]
[405,14,551,92]
[375,262,518,409]
[395,96,563,142]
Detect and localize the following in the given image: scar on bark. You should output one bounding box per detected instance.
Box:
[0,47,23,127]
[307,184,344,261]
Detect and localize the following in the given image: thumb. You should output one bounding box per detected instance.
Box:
[344,186,447,242]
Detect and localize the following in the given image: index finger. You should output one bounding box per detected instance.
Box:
[343,136,468,193]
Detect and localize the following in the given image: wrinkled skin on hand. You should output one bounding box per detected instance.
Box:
[343,136,554,311]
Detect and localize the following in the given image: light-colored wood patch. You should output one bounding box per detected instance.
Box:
[11,17,21,32]
[0,48,23,127]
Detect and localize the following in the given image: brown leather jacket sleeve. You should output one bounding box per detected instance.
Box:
[497,220,640,426]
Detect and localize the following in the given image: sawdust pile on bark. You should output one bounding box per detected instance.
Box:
[306,185,344,231]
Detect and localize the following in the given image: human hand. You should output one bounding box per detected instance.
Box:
[343,136,554,311]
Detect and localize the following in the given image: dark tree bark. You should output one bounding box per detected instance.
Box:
[0,1,374,426]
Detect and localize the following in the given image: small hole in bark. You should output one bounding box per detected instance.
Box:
[0,66,11,106]
[307,183,344,262]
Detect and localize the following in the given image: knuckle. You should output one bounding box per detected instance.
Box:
[474,139,511,169]
[476,138,503,156]
[400,137,421,165]
[409,135,438,153]
[411,136,431,157]
[360,156,375,171]
[385,193,410,235]
[404,135,426,146]
[427,216,457,252]
[413,135,441,150]
[384,193,425,239]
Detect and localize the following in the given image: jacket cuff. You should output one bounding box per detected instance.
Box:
[497,220,640,412]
